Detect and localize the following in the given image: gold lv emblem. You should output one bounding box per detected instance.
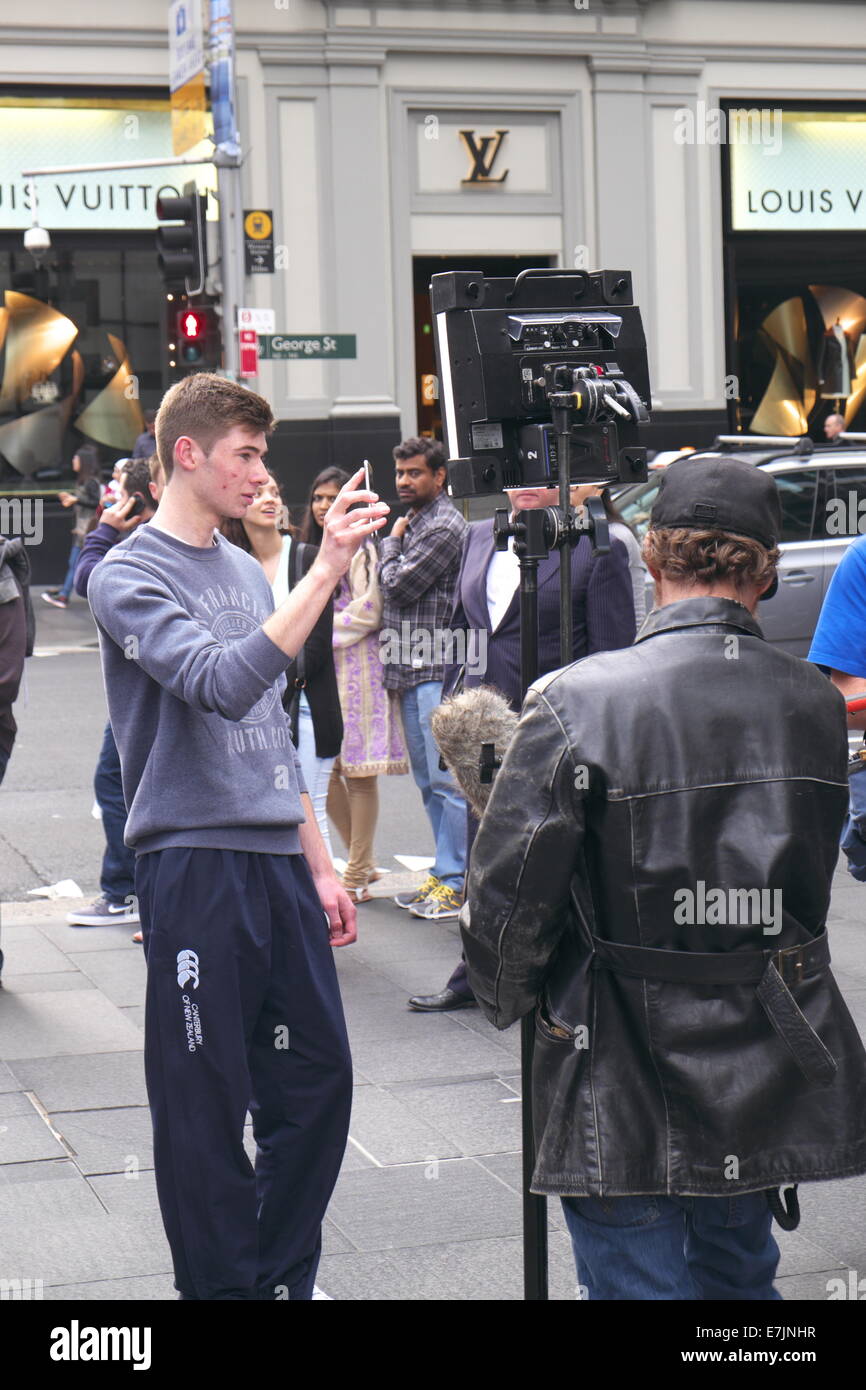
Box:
[458,129,509,185]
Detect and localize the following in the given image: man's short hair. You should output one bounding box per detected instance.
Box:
[156,373,275,482]
[120,459,156,507]
[392,436,447,472]
[642,527,778,597]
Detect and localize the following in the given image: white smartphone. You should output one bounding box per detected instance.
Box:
[363,459,371,493]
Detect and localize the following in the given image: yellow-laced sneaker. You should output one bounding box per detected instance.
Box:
[408,882,463,921]
[393,873,441,910]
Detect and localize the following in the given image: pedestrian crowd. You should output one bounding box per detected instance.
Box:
[2,371,866,1304]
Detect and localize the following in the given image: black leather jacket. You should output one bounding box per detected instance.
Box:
[461,597,866,1196]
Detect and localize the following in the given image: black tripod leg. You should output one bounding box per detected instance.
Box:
[517,545,549,1301]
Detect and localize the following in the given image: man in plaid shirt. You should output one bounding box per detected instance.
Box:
[378,438,469,919]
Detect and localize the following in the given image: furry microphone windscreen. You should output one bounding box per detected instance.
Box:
[430,686,520,820]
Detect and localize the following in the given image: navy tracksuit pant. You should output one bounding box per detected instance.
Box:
[136,847,353,1301]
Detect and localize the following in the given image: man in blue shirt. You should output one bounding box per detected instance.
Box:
[809,537,866,878]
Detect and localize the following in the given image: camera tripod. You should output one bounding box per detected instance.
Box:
[486,392,614,1302]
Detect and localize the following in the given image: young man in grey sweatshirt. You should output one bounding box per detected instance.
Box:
[87,373,389,1300]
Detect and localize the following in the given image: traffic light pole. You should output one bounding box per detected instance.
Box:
[213,150,243,381]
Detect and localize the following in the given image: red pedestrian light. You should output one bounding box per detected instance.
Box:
[175,307,212,366]
[178,309,206,341]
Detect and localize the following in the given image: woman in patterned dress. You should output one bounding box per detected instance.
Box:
[327,533,408,903]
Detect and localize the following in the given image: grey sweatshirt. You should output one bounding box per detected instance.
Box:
[88,524,308,854]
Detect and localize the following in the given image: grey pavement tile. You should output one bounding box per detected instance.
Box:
[45,1273,176,1301]
[36,920,141,954]
[0,972,93,993]
[374,955,470,994]
[392,1077,523,1157]
[67,949,148,1008]
[0,1168,171,1284]
[9,1051,146,1111]
[0,1158,79,1188]
[795,1174,866,1267]
[53,1107,153,1177]
[88,1169,161,1219]
[118,1005,146,1032]
[449,1008,523,1058]
[0,1061,21,1093]
[0,1113,67,1163]
[388,1232,580,1302]
[339,1138,377,1172]
[776,1268,856,1301]
[348,1085,460,1166]
[0,928,78,976]
[839,990,866,1034]
[0,990,143,1059]
[347,1028,521,1085]
[318,1235,580,1302]
[775,1222,851,1277]
[327,1157,524,1251]
[322,1218,357,1256]
[345,999,481,1046]
[351,928,463,970]
[0,1092,35,1117]
[473,1151,566,1231]
[313,1250,409,1300]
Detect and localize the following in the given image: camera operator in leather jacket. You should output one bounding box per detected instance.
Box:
[460,456,866,1300]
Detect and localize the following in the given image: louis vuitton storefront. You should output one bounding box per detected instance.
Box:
[723,104,866,437]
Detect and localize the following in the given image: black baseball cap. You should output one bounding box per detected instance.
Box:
[650,455,782,550]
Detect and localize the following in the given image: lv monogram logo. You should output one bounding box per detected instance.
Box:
[458,129,509,185]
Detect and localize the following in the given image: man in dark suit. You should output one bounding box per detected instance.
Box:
[408,482,637,1010]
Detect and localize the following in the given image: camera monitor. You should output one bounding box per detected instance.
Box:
[431,267,652,497]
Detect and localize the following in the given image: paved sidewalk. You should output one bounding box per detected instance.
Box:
[1,866,865,1301]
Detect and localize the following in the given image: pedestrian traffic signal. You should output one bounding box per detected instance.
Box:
[168,303,220,375]
[156,185,207,295]
[177,308,208,364]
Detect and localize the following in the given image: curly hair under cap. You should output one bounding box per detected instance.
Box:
[642,527,779,597]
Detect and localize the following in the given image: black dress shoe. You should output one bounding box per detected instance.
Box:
[407,988,478,1012]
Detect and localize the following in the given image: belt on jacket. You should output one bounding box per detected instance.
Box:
[591,930,837,1088]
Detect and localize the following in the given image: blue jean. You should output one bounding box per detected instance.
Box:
[94,721,136,905]
[60,542,82,600]
[400,681,466,891]
[561,1192,782,1301]
[296,696,334,859]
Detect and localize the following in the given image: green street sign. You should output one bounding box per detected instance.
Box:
[258,333,356,360]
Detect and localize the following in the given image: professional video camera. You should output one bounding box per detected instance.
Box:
[431,266,651,498]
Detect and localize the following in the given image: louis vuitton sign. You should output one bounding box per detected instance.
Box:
[458,129,509,185]
[415,114,552,197]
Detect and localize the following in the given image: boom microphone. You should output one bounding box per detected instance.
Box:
[430,686,519,820]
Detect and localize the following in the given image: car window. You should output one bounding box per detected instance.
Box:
[767,469,819,543]
[614,476,662,541]
[824,465,866,540]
